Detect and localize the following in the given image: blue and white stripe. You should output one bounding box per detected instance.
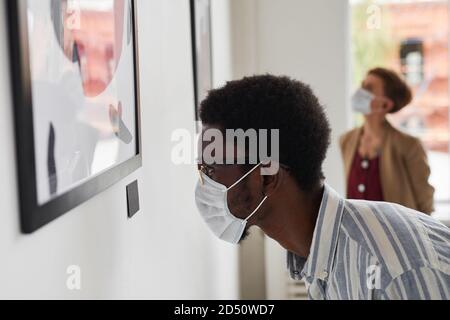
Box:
[287,184,450,300]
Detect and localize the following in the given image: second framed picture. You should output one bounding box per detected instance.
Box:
[190,0,213,123]
[8,0,142,233]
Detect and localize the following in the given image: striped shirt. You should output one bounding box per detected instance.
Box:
[287,184,450,300]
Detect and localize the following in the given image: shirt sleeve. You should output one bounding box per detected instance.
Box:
[381,267,450,300]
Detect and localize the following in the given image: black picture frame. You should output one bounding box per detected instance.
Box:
[190,0,213,123]
[7,0,142,234]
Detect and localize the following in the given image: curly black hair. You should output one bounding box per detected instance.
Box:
[199,74,331,192]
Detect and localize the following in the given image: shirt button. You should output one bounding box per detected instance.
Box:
[358,184,366,193]
[361,160,369,169]
[322,271,329,279]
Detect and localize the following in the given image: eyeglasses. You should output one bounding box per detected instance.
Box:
[198,162,291,185]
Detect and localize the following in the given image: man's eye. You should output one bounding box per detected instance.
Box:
[201,165,215,177]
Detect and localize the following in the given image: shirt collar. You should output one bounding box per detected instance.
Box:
[287,183,345,283]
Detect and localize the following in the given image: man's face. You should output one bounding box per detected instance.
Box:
[198,124,266,242]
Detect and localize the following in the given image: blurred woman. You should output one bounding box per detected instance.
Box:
[340,67,435,214]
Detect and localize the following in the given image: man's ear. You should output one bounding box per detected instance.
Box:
[261,161,283,197]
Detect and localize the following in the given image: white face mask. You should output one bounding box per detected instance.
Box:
[195,163,269,244]
[352,88,374,115]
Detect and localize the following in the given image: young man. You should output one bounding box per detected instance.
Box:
[195,75,450,300]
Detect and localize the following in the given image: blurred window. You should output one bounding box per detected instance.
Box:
[351,0,450,218]
[400,39,424,85]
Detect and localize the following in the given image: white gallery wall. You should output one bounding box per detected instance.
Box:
[256,0,351,192]
[0,0,238,299]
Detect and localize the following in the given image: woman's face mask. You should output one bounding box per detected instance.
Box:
[195,163,268,244]
[351,88,375,115]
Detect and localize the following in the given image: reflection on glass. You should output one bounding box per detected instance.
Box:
[50,0,124,97]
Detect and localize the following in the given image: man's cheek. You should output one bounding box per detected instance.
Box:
[228,191,253,217]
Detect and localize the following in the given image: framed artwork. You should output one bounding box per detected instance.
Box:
[190,0,213,122]
[7,0,142,233]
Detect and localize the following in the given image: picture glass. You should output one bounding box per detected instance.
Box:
[26,0,137,205]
